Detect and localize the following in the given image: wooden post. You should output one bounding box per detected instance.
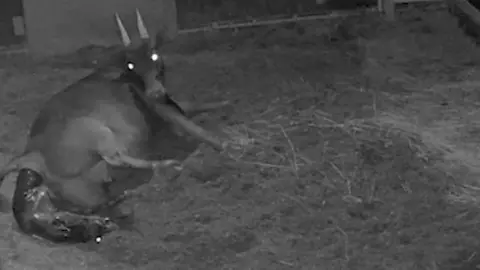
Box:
[384,0,396,21]
[377,0,384,11]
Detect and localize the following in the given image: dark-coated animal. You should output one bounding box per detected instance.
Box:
[0,9,229,243]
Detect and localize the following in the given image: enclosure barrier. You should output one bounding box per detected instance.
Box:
[379,0,443,20]
[178,9,377,35]
[447,0,480,42]
[1,0,451,55]
[177,0,445,36]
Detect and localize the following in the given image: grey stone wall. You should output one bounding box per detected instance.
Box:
[23,0,177,55]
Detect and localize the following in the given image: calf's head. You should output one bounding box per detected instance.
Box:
[114,9,167,99]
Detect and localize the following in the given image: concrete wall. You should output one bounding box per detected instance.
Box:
[22,0,177,55]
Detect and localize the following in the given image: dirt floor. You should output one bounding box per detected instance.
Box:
[2,6,480,270]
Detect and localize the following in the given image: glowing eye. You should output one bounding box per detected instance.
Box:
[151,53,159,61]
[95,237,102,243]
[127,63,134,70]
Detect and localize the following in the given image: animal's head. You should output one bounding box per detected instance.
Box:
[114,9,167,99]
[113,10,226,152]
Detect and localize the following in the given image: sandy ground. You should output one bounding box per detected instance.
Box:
[2,7,480,270]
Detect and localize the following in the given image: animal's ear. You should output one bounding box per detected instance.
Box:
[114,12,131,47]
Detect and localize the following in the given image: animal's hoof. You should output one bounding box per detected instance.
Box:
[111,204,134,220]
[220,140,248,160]
[109,204,136,231]
[152,159,182,170]
[219,100,230,106]
[221,141,229,151]
[221,141,238,154]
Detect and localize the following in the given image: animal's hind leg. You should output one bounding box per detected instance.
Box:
[94,187,136,231]
[89,119,183,170]
[79,164,135,228]
[53,176,111,211]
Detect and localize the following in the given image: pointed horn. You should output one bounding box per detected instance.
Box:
[136,8,149,39]
[115,12,131,46]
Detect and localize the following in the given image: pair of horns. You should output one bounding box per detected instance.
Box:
[115,9,149,47]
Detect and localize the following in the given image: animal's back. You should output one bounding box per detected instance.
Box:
[30,74,145,136]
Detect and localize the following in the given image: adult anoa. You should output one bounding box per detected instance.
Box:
[0,9,230,243]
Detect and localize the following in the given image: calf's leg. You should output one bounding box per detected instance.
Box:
[13,168,118,243]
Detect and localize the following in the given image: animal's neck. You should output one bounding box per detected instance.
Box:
[118,70,144,89]
[118,71,186,116]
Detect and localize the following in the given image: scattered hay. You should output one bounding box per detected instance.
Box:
[337,91,480,207]
[221,119,313,175]
[2,7,480,270]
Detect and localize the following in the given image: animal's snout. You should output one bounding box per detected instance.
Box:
[143,71,166,99]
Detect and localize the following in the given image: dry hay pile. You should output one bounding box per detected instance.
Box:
[204,8,480,268]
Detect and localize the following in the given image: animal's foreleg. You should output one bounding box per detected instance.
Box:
[149,103,226,151]
[101,151,182,170]
[178,100,231,118]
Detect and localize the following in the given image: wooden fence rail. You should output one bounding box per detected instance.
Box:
[178,8,377,34]
[178,0,444,35]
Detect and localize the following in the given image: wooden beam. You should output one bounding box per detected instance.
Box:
[447,0,480,25]
[385,0,396,21]
[396,0,443,3]
[446,0,480,42]
[178,9,377,34]
[378,0,384,11]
